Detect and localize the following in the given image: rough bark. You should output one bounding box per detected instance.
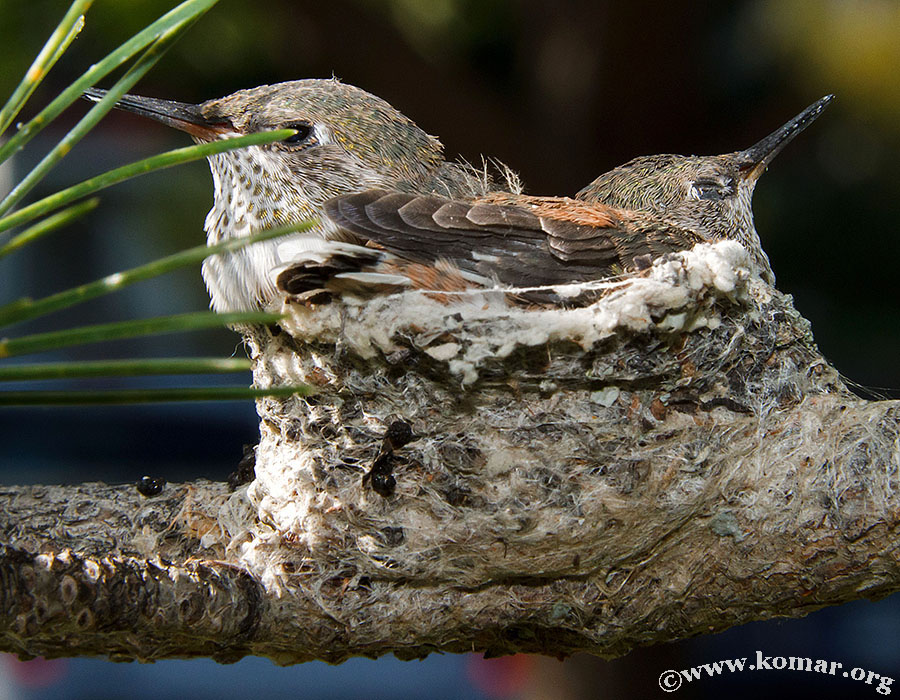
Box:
[1,242,898,663]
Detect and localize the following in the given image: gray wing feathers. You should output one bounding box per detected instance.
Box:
[322,190,700,287]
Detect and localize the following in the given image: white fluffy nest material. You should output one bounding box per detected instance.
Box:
[276,240,756,385]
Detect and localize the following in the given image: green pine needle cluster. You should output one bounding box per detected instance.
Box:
[0,0,310,405]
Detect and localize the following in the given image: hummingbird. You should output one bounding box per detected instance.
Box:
[84,79,498,313]
[576,95,834,284]
[277,96,832,297]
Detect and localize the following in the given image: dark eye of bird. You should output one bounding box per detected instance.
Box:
[283,122,313,144]
[689,178,734,201]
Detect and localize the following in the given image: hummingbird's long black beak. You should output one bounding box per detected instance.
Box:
[736,94,834,182]
[83,87,232,140]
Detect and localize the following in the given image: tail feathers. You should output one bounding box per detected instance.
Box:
[275,240,408,299]
[275,236,494,302]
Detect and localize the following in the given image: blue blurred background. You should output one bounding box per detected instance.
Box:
[1,0,899,697]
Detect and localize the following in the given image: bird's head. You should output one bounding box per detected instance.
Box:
[577,95,833,281]
[86,79,446,241]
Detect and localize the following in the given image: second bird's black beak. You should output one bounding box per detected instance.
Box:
[737,94,834,182]
[83,87,232,140]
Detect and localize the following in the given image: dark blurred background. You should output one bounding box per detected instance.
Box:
[1,1,899,698]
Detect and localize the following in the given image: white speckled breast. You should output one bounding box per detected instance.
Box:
[200,146,332,312]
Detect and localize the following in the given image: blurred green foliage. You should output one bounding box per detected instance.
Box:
[751,0,900,129]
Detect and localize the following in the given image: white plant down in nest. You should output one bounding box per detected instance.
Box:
[277,240,757,384]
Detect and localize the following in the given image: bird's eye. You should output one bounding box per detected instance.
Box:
[688,178,734,201]
[283,122,313,145]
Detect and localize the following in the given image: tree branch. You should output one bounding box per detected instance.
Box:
[2,242,898,663]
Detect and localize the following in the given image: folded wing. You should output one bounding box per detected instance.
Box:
[321,190,705,288]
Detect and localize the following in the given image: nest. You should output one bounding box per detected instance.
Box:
[228,241,853,595]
